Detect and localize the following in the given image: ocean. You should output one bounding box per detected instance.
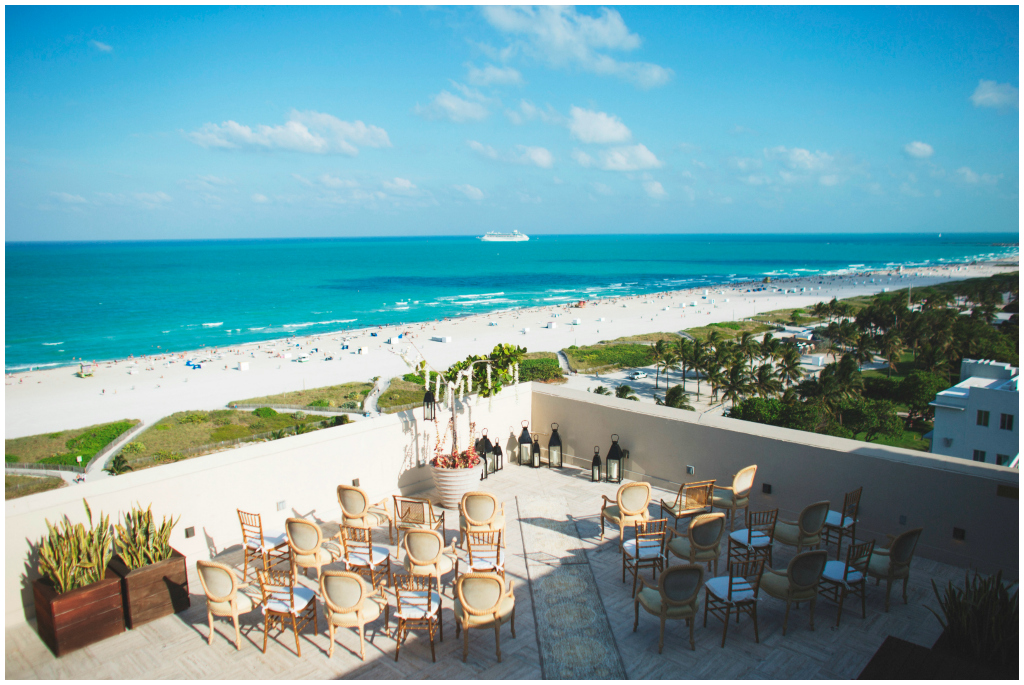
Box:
[5,233,1017,372]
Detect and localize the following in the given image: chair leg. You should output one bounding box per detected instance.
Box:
[782,601,791,636]
[703,596,709,627]
[658,616,666,654]
[884,579,893,612]
[359,622,366,661]
[600,514,605,541]
[752,603,760,643]
[495,622,502,663]
[809,596,816,631]
[902,577,909,605]
[835,528,844,561]
[328,622,335,658]
[860,583,867,619]
[720,605,729,647]
[836,588,846,628]
[395,620,403,662]
[462,624,469,662]
[207,610,215,645]
[689,617,695,651]
[428,621,436,663]
[262,615,270,654]
[233,613,241,650]
[634,599,640,631]
[292,613,302,657]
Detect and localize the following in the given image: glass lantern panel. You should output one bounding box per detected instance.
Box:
[607,460,620,482]
[549,446,561,467]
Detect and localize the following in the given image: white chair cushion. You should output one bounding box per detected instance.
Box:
[346,546,391,568]
[468,550,504,572]
[623,539,664,560]
[822,560,863,584]
[263,585,316,615]
[730,529,770,548]
[824,511,855,529]
[248,531,287,552]
[705,576,755,602]
[396,591,443,619]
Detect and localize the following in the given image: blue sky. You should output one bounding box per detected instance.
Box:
[5,5,1019,240]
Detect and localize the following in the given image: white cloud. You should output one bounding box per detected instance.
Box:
[416,91,489,123]
[819,175,840,186]
[467,63,523,86]
[383,177,418,193]
[481,6,672,88]
[591,182,613,195]
[89,40,113,53]
[188,110,391,155]
[900,183,924,198]
[765,146,833,171]
[506,100,563,125]
[319,174,358,189]
[729,157,762,172]
[740,175,772,186]
[468,140,553,168]
[970,80,1019,109]
[517,191,542,203]
[133,192,172,208]
[251,193,269,203]
[573,150,594,168]
[956,166,1001,185]
[643,180,666,199]
[568,106,631,144]
[453,184,484,200]
[51,192,88,204]
[593,144,662,171]
[903,141,934,159]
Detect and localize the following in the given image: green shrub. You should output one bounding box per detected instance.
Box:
[114,503,178,570]
[292,411,306,420]
[307,399,330,408]
[156,424,170,431]
[6,455,19,463]
[563,343,654,372]
[104,454,134,476]
[335,415,352,426]
[519,358,565,383]
[177,412,208,425]
[253,407,278,419]
[37,500,113,594]
[121,442,145,455]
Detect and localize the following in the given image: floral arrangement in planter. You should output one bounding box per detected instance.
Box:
[429,419,481,469]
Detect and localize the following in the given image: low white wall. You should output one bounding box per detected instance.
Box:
[531,385,1019,576]
[5,386,533,628]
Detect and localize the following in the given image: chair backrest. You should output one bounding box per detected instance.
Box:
[727,558,765,601]
[787,550,828,590]
[635,518,668,556]
[285,517,322,555]
[617,481,652,516]
[455,573,504,615]
[396,573,438,616]
[798,501,831,536]
[404,529,444,566]
[845,539,875,580]
[732,465,758,498]
[466,529,502,565]
[394,496,435,525]
[461,491,499,525]
[659,564,703,606]
[341,525,378,565]
[257,568,295,613]
[689,512,726,551]
[338,485,370,519]
[321,570,367,614]
[746,509,779,544]
[197,560,238,602]
[842,486,863,521]
[675,479,715,511]
[238,509,265,547]
[889,528,924,567]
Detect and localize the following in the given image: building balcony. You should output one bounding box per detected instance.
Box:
[5,384,1018,679]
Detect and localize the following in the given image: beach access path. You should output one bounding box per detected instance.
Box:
[4,262,1015,439]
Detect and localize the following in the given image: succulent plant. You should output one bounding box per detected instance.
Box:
[38,499,113,594]
[930,570,1018,669]
[114,503,179,570]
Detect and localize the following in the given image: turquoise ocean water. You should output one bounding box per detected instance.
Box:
[5,233,1017,372]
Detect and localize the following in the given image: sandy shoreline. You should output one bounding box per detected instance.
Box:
[5,260,1016,439]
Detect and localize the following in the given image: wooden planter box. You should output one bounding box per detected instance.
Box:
[108,548,190,629]
[33,569,125,657]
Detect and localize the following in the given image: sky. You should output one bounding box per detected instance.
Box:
[5,5,1020,241]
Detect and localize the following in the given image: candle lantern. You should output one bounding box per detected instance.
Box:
[531,434,542,468]
[605,434,626,484]
[547,423,563,469]
[517,421,532,466]
[493,441,504,472]
[591,446,602,482]
[476,429,494,480]
[422,387,436,422]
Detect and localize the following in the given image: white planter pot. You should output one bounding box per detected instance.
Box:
[430,465,480,510]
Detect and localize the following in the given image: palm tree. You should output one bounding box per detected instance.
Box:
[878,331,905,378]
[591,386,611,395]
[614,384,640,401]
[104,453,134,476]
[754,362,783,398]
[655,348,678,391]
[738,331,761,370]
[853,333,876,366]
[652,340,669,389]
[689,339,709,400]
[657,384,695,411]
[720,362,753,408]
[760,332,782,363]
[777,347,805,388]
[674,336,694,392]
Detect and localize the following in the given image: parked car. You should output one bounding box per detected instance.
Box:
[628,371,648,380]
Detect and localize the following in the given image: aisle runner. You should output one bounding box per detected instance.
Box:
[518,496,625,680]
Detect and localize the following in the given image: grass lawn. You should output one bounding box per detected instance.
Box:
[855,421,933,452]
[126,409,332,469]
[747,308,823,326]
[378,378,427,411]
[599,332,682,344]
[685,321,775,341]
[5,419,139,468]
[6,475,66,500]
[230,382,373,410]
[562,343,655,373]
[861,351,929,384]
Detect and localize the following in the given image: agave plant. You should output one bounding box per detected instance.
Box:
[114,503,179,571]
[38,499,113,594]
[930,570,1018,669]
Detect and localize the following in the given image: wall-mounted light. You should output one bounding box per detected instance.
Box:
[953,527,966,541]
[762,483,772,495]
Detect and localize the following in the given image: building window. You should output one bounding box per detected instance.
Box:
[976,410,990,427]
[996,454,1011,466]
[1000,413,1014,431]
[973,450,987,462]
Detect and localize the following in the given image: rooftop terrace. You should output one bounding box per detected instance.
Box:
[5,384,1018,679]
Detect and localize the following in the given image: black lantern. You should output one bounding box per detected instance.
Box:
[531,433,542,468]
[476,429,494,480]
[605,434,626,483]
[547,423,563,469]
[517,421,532,466]
[422,386,436,421]
[591,446,602,482]
[493,441,504,472]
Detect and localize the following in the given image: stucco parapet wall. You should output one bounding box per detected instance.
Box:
[529,384,1019,486]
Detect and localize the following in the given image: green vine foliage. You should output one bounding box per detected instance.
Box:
[440,343,526,397]
[930,570,1018,668]
[114,503,179,570]
[37,499,113,594]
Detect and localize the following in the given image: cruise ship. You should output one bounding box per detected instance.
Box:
[479,230,529,242]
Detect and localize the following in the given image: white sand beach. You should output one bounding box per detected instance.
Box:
[5,261,1016,440]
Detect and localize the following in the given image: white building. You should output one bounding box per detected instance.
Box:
[930,359,1019,466]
